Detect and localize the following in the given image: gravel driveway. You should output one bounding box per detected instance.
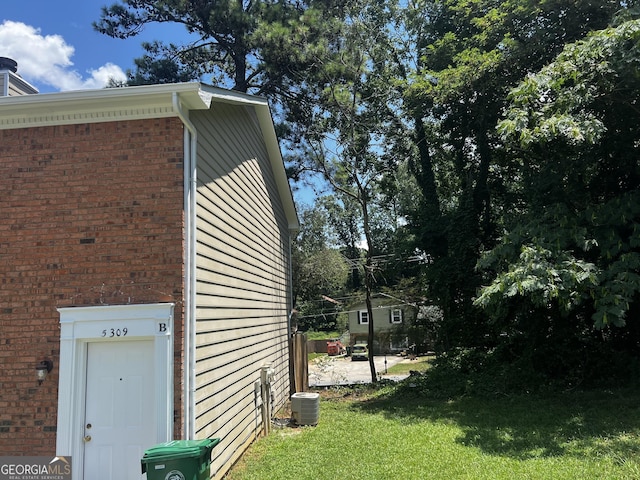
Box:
[309,355,409,387]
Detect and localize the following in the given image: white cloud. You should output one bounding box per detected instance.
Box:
[71,63,128,91]
[0,20,126,91]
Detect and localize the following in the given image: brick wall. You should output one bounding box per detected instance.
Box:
[0,118,186,455]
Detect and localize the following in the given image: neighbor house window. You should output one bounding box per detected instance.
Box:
[391,308,403,324]
[358,310,369,324]
[390,336,409,350]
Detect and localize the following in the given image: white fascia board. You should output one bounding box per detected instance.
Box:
[0,82,212,130]
[199,83,270,107]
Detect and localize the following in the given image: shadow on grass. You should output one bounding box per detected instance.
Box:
[349,383,640,461]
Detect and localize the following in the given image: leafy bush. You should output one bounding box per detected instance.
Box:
[397,344,640,399]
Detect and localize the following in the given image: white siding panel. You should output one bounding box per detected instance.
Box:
[191,103,292,479]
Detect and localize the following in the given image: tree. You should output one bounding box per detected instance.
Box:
[94,0,350,94]
[294,249,350,331]
[476,19,640,330]
[468,18,640,384]
[396,0,628,350]
[320,194,364,290]
[126,44,201,85]
[292,204,350,332]
[284,0,403,382]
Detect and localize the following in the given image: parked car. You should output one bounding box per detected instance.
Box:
[327,340,346,356]
[351,344,369,361]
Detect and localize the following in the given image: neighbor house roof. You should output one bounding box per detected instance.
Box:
[0,82,299,231]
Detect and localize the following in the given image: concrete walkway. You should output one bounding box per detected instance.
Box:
[308,355,410,387]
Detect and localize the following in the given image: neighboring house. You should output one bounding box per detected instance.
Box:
[0,59,298,479]
[348,296,411,353]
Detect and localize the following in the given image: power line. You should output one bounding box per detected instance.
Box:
[340,253,428,271]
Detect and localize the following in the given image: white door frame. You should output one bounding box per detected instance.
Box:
[56,303,174,480]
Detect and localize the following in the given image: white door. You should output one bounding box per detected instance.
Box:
[83,340,156,480]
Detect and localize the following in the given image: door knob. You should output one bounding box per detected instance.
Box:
[83,435,92,442]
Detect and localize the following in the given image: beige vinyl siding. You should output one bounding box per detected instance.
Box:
[192,103,291,479]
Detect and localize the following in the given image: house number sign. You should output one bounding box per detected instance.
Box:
[101,328,128,338]
[98,323,169,338]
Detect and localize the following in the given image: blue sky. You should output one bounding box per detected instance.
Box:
[1,0,192,93]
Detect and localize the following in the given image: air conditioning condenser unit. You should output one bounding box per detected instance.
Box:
[291,392,320,426]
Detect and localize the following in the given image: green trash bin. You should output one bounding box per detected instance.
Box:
[141,438,220,480]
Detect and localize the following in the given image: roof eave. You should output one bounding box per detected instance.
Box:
[0,82,212,130]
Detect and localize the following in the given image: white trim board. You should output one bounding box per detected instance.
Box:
[56,303,174,480]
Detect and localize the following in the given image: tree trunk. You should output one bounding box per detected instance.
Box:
[362,196,377,383]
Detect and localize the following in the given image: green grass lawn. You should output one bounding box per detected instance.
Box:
[305,331,341,340]
[384,356,434,376]
[225,386,640,480]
